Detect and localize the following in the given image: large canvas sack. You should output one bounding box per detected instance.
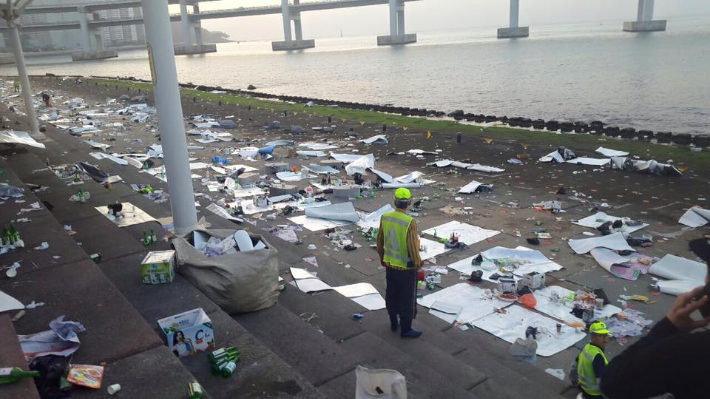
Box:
[173,229,279,313]
[355,365,407,399]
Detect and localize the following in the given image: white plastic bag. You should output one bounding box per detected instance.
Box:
[355,365,407,399]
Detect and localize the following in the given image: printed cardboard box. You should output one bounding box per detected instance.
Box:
[141,250,175,284]
[157,308,215,357]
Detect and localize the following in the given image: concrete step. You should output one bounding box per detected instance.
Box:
[0,144,324,398]
[234,303,359,388]
[339,331,479,399]
[0,315,40,399]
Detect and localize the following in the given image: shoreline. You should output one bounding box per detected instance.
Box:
[87,74,707,145]
[13,73,710,171]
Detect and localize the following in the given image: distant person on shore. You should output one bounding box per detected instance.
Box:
[575,321,611,399]
[377,188,423,338]
[13,79,19,92]
[601,237,710,399]
[41,92,51,107]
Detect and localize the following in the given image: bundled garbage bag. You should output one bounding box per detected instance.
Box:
[355,365,407,399]
[173,229,279,313]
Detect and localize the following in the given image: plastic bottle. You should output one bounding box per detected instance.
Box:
[0,367,40,384]
[150,230,158,244]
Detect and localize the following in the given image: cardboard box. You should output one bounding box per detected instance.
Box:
[157,308,215,357]
[141,250,175,284]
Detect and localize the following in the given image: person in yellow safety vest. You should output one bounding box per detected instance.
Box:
[577,321,611,399]
[376,188,423,338]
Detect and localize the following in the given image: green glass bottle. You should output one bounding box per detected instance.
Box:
[188,381,203,399]
[150,230,158,244]
[142,231,150,246]
[208,347,239,363]
[218,361,237,378]
[0,367,40,384]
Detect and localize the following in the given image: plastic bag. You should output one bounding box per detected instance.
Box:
[355,365,407,399]
[173,229,279,314]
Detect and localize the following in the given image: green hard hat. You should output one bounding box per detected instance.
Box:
[394,188,412,200]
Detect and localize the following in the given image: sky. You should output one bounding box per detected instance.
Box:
[170,0,710,41]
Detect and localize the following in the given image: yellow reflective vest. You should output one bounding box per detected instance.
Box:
[380,211,413,269]
[577,343,608,396]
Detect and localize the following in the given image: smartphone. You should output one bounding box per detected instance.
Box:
[693,282,710,300]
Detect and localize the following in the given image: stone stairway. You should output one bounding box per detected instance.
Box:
[0,104,574,398]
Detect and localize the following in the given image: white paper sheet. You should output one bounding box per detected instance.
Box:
[332,283,379,298]
[297,150,327,157]
[0,130,46,149]
[430,301,463,324]
[423,221,500,246]
[533,286,622,324]
[276,171,318,181]
[468,164,505,173]
[296,278,333,293]
[394,171,424,184]
[417,283,511,324]
[350,293,386,311]
[649,254,707,283]
[472,304,586,357]
[459,180,483,194]
[565,157,611,166]
[657,279,704,296]
[330,152,374,163]
[568,232,634,254]
[345,155,376,176]
[369,168,394,183]
[82,139,111,151]
[305,202,360,223]
[90,152,128,166]
[419,238,450,261]
[360,135,388,145]
[596,147,629,157]
[678,206,710,227]
[288,215,351,231]
[481,246,564,276]
[232,187,267,198]
[94,203,156,227]
[573,212,649,235]
[0,290,24,312]
[357,204,395,230]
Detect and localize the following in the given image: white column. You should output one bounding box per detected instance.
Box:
[510,0,520,29]
[179,0,192,45]
[293,14,303,41]
[397,9,405,35]
[193,4,203,45]
[389,0,398,36]
[643,0,655,21]
[637,0,645,21]
[141,0,198,235]
[281,0,292,42]
[8,22,42,139]
[78,7,91,52]
[93,33,104,51]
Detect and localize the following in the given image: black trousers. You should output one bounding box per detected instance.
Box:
[385,266,417,331]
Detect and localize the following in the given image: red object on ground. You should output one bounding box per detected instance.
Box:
[520,293,537,309]
[417,270,426,281]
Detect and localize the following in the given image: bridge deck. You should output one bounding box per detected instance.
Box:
[4,0,418,32]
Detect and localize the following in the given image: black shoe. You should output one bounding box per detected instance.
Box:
[401,330,422,338]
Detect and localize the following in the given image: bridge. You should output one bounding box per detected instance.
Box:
[0,0,668,61]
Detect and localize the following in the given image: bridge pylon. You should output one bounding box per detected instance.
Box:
[497,0,529,39]
[377,0,417,46]
[272,0,315,51]
[175,0,217,55]
[71,6,118,61]
[623,0,666,32]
